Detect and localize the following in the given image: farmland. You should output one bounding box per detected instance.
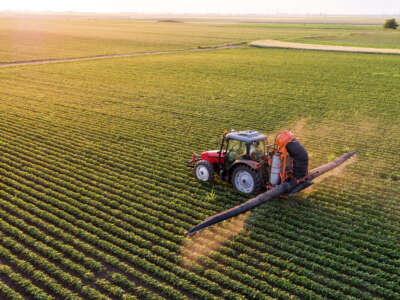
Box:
[1,16,400,62]
[0,15,400,299]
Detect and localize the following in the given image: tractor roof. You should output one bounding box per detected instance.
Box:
[226,130,267,143]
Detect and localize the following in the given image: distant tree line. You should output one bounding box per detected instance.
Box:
[384,18,399,29]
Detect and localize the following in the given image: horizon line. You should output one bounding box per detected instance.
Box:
[1,11,400,17]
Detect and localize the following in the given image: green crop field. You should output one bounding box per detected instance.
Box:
[0,16,400,300]
[1,16,399,63]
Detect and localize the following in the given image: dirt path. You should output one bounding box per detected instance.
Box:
[0,44,243,68]
[250,40,400,55]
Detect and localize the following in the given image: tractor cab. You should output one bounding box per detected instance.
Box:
[224,131,266,164]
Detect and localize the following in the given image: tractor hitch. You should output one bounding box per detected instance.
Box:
[186,152,201,167]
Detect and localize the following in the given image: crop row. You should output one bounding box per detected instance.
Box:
[0,132,334,298]
[1,48,399,300]
[0,216,95,281]
[241,230,399,299]
[0,264,52,300]
[0,190,179,299]
[0,113,396,245]
[0,207,103,273]
[0,240,82,300]
[0,180,318,300]
[0,114,396,298]
[0,232,132,300]
[0,148,185,245]
[196,243,356,300]
[0,115,217,220]
[0,177,239,299]
[0,123,200,230]
[0,276,25,300]
[0,187,188,299]
[183,227,377,300]
[2,106,396,234]
[0,123,396,270]
[0,122,390,298]
[222,235,381,300]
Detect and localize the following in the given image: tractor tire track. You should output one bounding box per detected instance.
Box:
[0,44,244,68]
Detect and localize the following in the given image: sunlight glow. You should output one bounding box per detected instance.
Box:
[1,0,399,15]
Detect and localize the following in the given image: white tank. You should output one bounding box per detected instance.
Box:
[270,153,282,185]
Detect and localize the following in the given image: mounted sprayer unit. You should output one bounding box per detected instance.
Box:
[186,129,356,235]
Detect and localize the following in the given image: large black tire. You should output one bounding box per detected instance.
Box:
[194,160,214,183]
[231,165,262,195]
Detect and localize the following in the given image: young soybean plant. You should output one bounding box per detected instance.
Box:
[206,189,216,202]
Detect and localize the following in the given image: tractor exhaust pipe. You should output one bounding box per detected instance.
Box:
[185,151,356,235]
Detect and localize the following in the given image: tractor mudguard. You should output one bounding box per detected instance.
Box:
[229,159,260,172]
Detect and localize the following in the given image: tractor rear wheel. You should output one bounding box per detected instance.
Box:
[232,165,261,194]
[194,160,214,183]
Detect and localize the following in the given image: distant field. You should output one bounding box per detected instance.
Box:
[1,16,400,62]
[223,24,400,49]
[286,30,400,49]
[0,45,399,299]
[250,40,400,54]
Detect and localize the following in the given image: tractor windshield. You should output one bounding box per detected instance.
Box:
[226,139,246,161]
[249,140,265,161]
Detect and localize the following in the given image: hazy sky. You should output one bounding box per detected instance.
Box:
[1,0,399,15]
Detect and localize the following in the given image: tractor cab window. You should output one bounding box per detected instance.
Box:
[249,140,265,161]
[226,140,246,161]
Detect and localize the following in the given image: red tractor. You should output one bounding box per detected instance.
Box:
[186,129,356,235]
[187,130,309,195]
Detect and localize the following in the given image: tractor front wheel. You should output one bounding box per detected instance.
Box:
[194,160,214,183]
[232,165,261,194]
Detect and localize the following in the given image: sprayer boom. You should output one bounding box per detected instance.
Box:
[185,151,356,235]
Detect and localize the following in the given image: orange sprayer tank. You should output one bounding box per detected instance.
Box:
[276,130,294,149]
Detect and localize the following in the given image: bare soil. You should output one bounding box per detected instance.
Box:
[250,40,400,55]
